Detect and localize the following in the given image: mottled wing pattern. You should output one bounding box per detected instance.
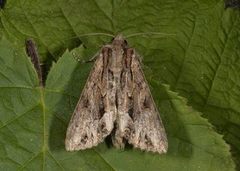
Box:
[128,49,168,154]
[65,51,115,151]
[65,35,168,154]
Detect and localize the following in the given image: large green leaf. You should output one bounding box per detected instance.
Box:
[0,0,239,170]
[0,37,235,170]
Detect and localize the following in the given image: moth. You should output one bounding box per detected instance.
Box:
[65,34,168,154]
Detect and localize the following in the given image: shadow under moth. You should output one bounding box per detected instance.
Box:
[65,35,168,154]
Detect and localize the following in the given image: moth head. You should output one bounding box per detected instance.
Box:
[112,34,128,48]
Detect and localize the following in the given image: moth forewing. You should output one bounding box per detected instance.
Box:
[65,34,168,154]
[65,52,115,151]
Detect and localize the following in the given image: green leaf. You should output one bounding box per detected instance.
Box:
[0,0,239,170]
[0,37,235,170]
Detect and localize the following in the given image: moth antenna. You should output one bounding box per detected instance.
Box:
[125,32,175,38]
[25,32,115,43]
[71,32,115,39]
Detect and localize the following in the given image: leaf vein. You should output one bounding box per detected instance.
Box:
[0,103,40,130]
[47,150,65,171]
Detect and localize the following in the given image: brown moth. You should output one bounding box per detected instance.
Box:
[65,34,168,154]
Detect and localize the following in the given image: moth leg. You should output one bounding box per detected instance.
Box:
[84,52,99,63]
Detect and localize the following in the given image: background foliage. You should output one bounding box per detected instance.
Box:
[0,0,239,170]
